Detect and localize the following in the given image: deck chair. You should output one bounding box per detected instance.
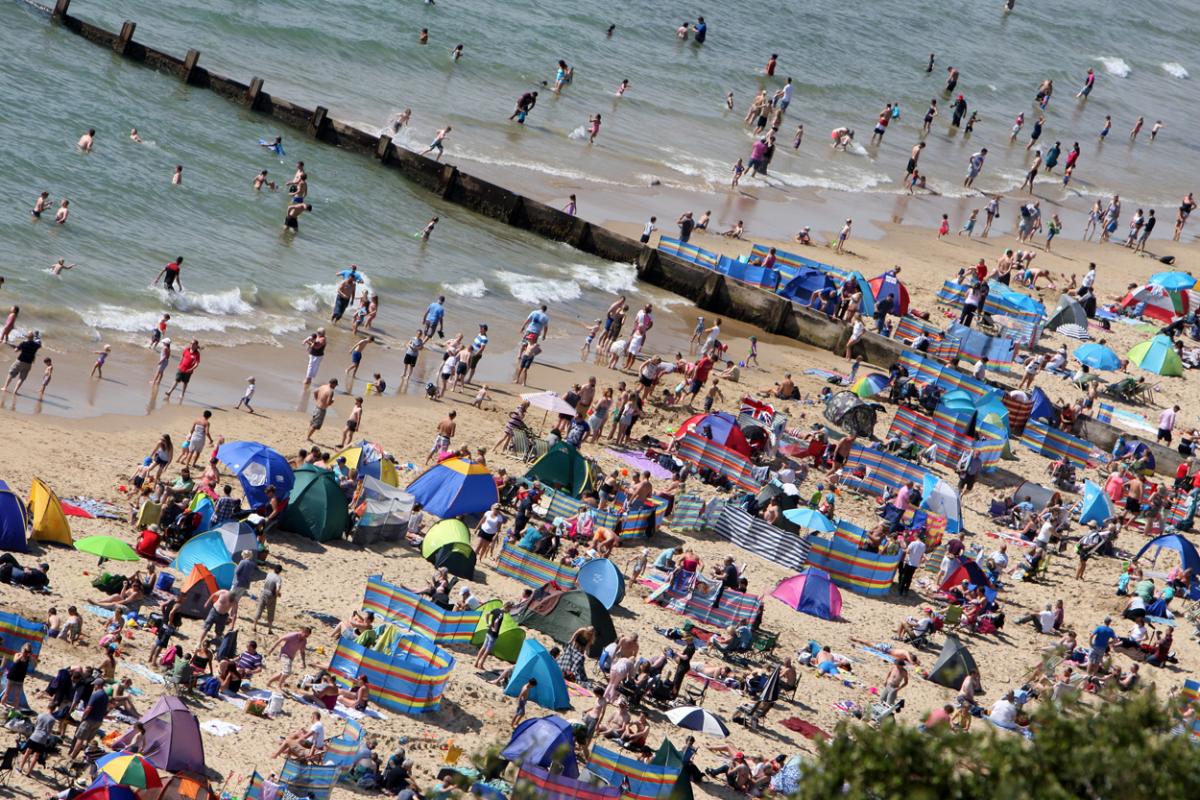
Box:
[527,437,551,464]
[750,629,779,661]
[941,604,964,631]
[508,427,533,460]
[0,746,17,786]
[1104,378,1138,401]
[1133,382,1159,405]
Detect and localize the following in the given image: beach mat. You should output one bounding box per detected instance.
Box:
[780,717,831,740]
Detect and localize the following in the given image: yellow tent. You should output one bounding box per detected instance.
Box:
[28,478,72,545]
[333,442,399,487]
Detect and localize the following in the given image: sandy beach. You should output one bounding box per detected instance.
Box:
[3,210,1200,796]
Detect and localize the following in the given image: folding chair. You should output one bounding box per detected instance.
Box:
[750,629,779,661]
[508,427,533,461]
[941,605,964,631]
[527,438,551,464]
[0,746,17,786]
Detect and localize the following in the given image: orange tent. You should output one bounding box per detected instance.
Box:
[177,564,218,618]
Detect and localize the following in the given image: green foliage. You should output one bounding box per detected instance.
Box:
[794,692,1200,800]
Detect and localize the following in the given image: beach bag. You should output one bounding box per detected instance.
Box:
[199,677,221,697]
[92,573,125,594]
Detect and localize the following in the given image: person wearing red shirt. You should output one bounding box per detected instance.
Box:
[164,340,201,401]
[135,525,160,560]
[974,258,988,283]
[685,355,714,406]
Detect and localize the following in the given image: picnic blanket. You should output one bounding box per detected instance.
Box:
[84,604,117,620]
[603,449,674,480]
[64,496,122,519]
[200,719,241,737]
[121,661,166,685]
[780,717,831,740]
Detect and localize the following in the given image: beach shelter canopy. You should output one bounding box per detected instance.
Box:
[921,475,962,534]
[1135,534,1200,600]
[118,696,205,773]
[95,752,163,790]
[177,564,220,618]
[1073,343,1122,372]
[1046,294,1089,331]
[170,531,236,590]
[505,639,571,711]
[0,479,29,553]
[1149,271,1197,291]
[215,441,294,508]
[927,635,978,689]
[771,568,842,620]
[781,507,835,533]
[515,586,615,658]
[138,772,216,800]
[280,465,349,542]
[779,268,837,305]
[673,412,753,458]
[406,458,498,519]
[575,558,626,610]
[501,716,579,779]
[938,558,990,593]
[1028,387,1055,422]
[1079,480,1115,526]
[1010,480,1062,512]
[421,519,471,559]
[334,441,398,487]
[76,787,137,800]
[472,600,526,663]
[214,520,258,559]
[869,272,910,315]
[28,478,72,545]
[823,391,877,437]
[1121,284,1188,323]
[524,442,596,498]
[521,390,578,416]
[356,476,414,543]
[1128,335,1184,376]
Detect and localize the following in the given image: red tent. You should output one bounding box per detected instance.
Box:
[937,558,991,593]
[672,412,752,458]
[869,272,910,316]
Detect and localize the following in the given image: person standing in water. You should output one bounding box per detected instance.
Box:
[171,166,183,185]
[945,66,959,93]
[1077,68,1095,98]
[31,191,49,220]
[964,148,987,188]
[693,17,706,42]
[1130,116,1144,141]
[587,114,602,144]
[78,129,95,152]
[420,126,452,161]
[1174,193,1196,241]
[154,257,184,292]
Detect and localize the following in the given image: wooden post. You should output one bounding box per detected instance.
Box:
[246,77,264,110]
[439,165,458,198]
[375,135,393,161]
[52,0,70,19]
[182,49,200,84]
[309,106,328,137]
[114,21,136,55]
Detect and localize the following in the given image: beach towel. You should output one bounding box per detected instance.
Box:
[120,661,166,685]
[603,449,674,480]
[84,604,116,620]
[63,496,122,519]
[688,672,732,691]
[780,717,831,740]
[803,368,841,380]
[859,646,896,663]
[200,719,242,736]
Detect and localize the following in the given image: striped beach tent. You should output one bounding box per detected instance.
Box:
[244,772,268,800]
[642,571,762,628]
[711,504,810,572]
[587,745,681,800]
[1002,392,1035,437]
[279,760,338,800]
[0,612,47,659]
[516,765,621,800]
[328,630,455,714]
[675,431,760,491]
[596,500,664,541]
[1020,419,1093,468]
[806,521,902,597]
[361,575,480,644]
[936,280,1045,346]
[840,442,932,498]
[496,538,579,589]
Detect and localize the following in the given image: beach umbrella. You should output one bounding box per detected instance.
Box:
[1149,271,1197,291]
[868,272,909,316]
[1073,343,1121,371]
[1056,323,1090,340]
[520,391,578,416]
[74,535,139,562]
[758,665,783,703]
[95,753,163,790]
[215,441,295,508]
[1127,335,1184,377]
[781,507,835,533]
[673,412,753,457]
[76,785,139,800]
[772,569,841,620]
[850,373,889,398]
[771,756,804,795]
[666,706,729,737]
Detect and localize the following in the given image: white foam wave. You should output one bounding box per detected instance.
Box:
[290,295,319,313]
[568,125,589,141]
[439,149,635,189]
[1097,57,1131,78]
[1162,62,1189,79]
[443,278,488,298]
[570,263,638,295]
[494,270,582,305]
[771,169,893,193]
[80,304,306,340]
[151,287,255,315]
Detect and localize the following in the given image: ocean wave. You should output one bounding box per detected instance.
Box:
[79,304,306,340]
[1096,57,1131,78]
[494,270,582,304]
[771,169,893,193]
[151,287,256,315]
[570,263,638,295]
[435,148,636,189]
[443,278,488,298]
[1162,62,1189,79]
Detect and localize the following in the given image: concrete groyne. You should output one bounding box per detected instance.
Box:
[43,0,1180,477]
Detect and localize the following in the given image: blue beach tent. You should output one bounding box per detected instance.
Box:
[575,558,626,610]
[505,640,571,711]
[500,716,579,778]
[0,480,30,552]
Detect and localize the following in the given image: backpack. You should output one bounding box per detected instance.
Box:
[199,677,221,697]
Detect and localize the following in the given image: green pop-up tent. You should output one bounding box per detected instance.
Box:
[524,442,596,498]
[280,465,350,542]
[514,586,615,658]
[472,600,526,663]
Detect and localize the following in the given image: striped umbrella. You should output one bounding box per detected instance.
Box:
[94,753,162,790]
[850,373,890,398]
[1056,323,1090,340]
[666,706,730,737]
